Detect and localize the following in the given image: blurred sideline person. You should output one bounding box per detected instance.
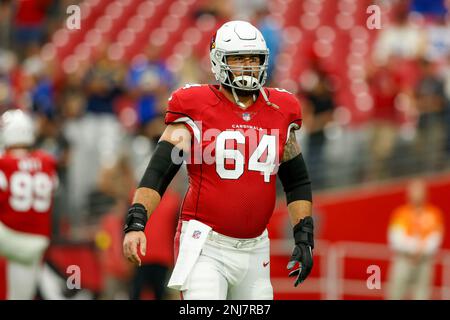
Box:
[130,189,180,300]
[301,66,335,189]
[34,112,71,239]
[123,21,314,300]
[387,179,444,300]
[366,57,401,180]
[414,59,447,172]
[96,198,134,300]
[126,43,174,127]
[0,110,58,299]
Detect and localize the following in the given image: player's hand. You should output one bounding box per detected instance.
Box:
[123,203,148,266]
[287,216,314,287]
[123,231,147,267]
[287,243,313,286]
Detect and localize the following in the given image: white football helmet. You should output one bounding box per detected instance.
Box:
[210,21,269,94]
[1,109,35,148]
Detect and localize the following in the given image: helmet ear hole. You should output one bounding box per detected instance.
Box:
[259,54,265,65]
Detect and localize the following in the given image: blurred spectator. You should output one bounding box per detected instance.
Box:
[0,79,13,115]
[83,44,124,115]
[43,0,67,40]
[140,115,166,147]
[387,179,444,300]
[446,96,450,165]
[373,6,426,65]
[36,111,70,194]
[410,0,448,19]
[65,43,126,221]
[366,57,402,179]
[126,44,174,127]
[413,58,447,172]
[60,91,85,120]
[35,112,71,238]
[12,0,52,57]
[253,6,282,84]
[440,54,450,165]
[0,0,12,48]
[232,0,265,21]
[177,54,209,86]
[90,154,135,220]
[21,44,56,116]
[194,0,234,21]
[0,49,27,110]
[0,51,15,110]
[423,16,450,64]
[301,66,335,189]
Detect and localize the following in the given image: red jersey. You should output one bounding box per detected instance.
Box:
[165,84,302,238]
[0,149,57,238]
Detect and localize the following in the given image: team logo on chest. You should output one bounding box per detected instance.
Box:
[239,111,256,122]
[192,230,202,239]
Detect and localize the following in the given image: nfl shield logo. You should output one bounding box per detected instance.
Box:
[192,230,201,239]
[242,113,251,121]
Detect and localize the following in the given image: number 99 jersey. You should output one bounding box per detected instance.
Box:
[0,150,58,238]
[165,85,302,238]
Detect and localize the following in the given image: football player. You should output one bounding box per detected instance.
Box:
[0,110,58,299]
[123,20,314,299]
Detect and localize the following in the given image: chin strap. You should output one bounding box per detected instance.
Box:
[231,86,247,109]
[230,83,280,110]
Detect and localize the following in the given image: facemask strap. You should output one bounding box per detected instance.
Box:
[260,87,270,105]
[231,86,247,109]
[260,87,280,109]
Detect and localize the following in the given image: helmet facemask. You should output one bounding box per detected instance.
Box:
[218,51,269,93]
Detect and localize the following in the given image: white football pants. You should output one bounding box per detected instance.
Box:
[178,222,273,300]
[0,221,49,299]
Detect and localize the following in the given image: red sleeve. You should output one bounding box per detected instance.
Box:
[289,94,303,130]
[267,88,303,131]
[165,91,190,125]
[164,89,201,143]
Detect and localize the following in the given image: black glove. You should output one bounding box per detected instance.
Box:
[123,203,148,233]
[287,216,314,287]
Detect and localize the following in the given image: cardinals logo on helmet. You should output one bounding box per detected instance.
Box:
[209,33,216,51]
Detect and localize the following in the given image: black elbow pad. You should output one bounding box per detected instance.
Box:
[278,154,312,204]
[138,140,183,196]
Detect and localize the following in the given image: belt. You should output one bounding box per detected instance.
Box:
[181,221,268,249]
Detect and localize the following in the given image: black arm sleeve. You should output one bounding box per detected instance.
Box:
[138,140,183,196]
[277,153,312,204]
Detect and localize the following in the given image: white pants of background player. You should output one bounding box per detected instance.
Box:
[0,221,49,299]
[172,220,273,300]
